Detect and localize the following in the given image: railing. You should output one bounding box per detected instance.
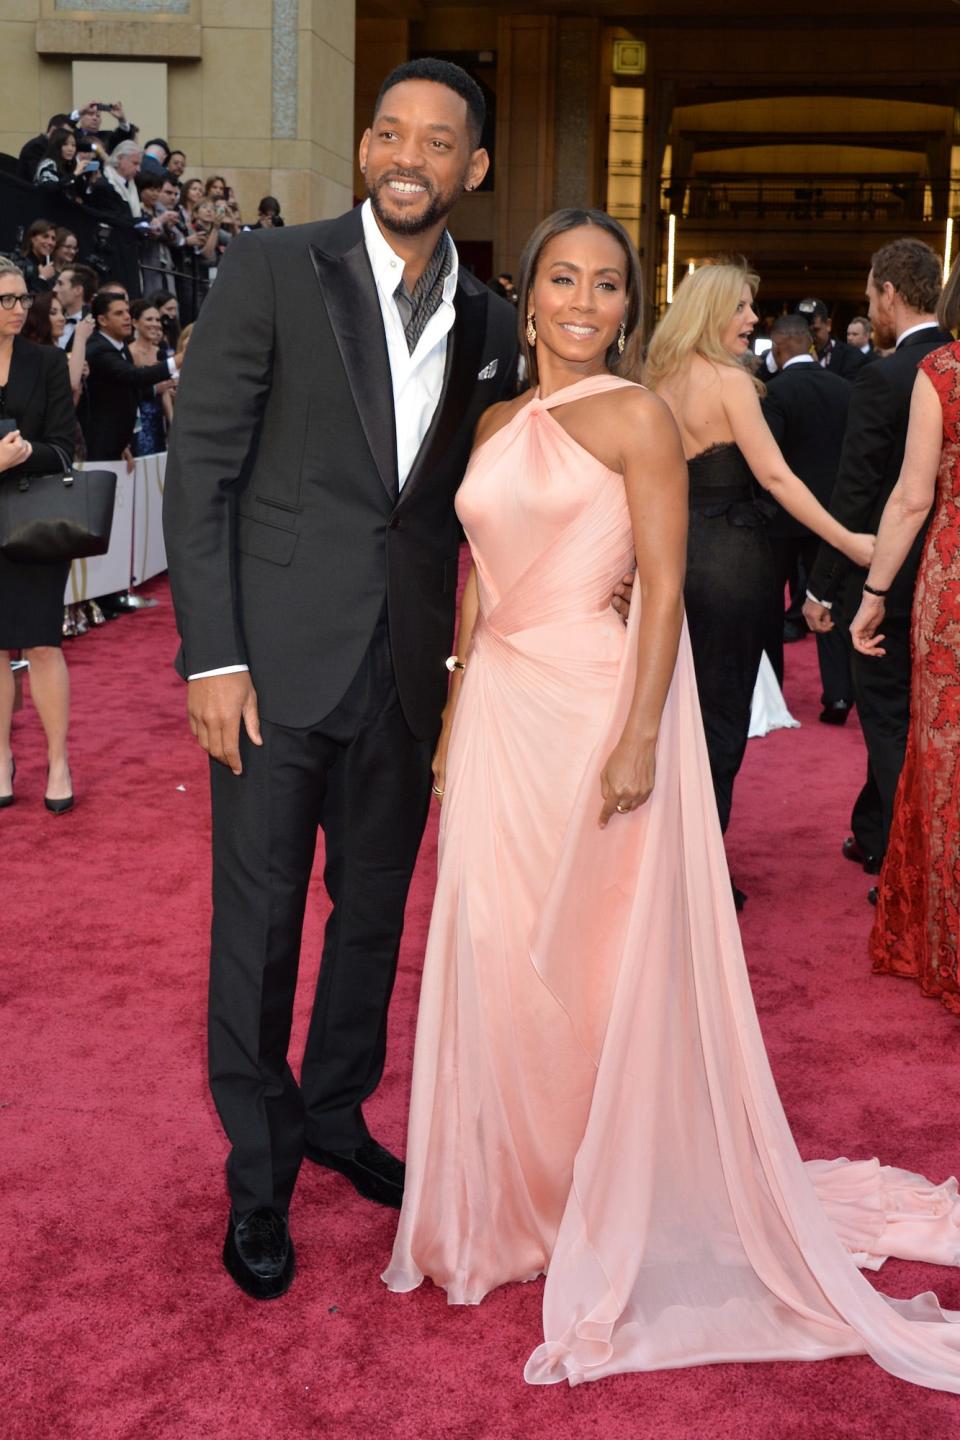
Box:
[665,178,956,224]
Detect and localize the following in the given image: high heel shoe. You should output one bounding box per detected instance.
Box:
[0,757,15,809]
[44,767,73,815]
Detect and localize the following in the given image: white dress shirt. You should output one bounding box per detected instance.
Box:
[360,198,458,488]
[782,353,816,370]
[190,201,459,680]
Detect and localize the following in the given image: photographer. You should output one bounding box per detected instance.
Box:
[70,101,137,158]
[248,195,284,230]
[34,128,94,206]
[203,176,242,235]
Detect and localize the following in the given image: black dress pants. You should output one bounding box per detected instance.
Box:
[207,612,434,1216]
[850,606,912,858]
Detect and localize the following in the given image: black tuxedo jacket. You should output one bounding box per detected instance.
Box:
[807,324,954,618]
[162,207,518,737]
[761,361,851,541]
[83,331,171,461]
[0,337,75,477]
[820,338,866,379]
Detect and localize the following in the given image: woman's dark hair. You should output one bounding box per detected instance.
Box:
[204,175,227,195]
[144,289,180,347]
[136,171,161,197]
[130,297,161,325]
[516,209,645,387]
[258,195,281,217]
[374,58,485,149]
[21,290,58,346]
[42,127,76,177]
[21,218,56,258]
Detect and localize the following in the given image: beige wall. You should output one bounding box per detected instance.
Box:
[0,0,355,226]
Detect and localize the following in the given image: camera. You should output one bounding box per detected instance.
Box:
[86,221,114,280]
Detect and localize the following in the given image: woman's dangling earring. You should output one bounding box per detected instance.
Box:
[617,320,626,355]
[526,314,537,346]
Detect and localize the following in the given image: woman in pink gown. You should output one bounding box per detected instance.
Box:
[384,210,960,1392]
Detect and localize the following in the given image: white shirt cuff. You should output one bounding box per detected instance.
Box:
[188,664,249,680]
[167,357,179,379]
[805,589,832,610]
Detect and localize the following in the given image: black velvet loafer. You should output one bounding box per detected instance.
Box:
[223,1208,295,1300]
[304,1138,405,1209]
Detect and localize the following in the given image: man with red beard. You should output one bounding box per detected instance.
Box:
[804,239,952,903]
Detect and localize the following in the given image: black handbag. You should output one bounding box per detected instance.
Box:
[0,446,117,565]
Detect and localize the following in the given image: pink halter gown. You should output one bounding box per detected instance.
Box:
[383,374,960,1391]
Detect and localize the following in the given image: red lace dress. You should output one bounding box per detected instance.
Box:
[870,343,960,1014]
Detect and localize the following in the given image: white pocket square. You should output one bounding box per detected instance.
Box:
[477,359,499,380]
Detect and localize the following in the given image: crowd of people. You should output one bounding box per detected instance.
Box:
[9,102,284,459]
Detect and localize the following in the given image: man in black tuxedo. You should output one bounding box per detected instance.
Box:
[83,291,179,460]
[804,238,951,895]
[53,265,97,352]
[761,314,852,715]
[797,297,866,379]
[163,59,519,1301]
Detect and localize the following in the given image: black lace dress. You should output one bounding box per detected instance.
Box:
[685,442,778,833]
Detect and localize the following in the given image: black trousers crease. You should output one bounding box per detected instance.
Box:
[207,612,434,1215]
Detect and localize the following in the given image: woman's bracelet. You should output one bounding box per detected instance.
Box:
[445,655,466,673]
[862,581,888,598]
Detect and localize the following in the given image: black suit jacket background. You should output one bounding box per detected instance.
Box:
[807,325,954,618]
[761,361,851,540]
[83,331,171,461]
[163,208,518,737]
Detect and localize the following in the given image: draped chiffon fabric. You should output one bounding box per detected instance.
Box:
[383,374,960,1390]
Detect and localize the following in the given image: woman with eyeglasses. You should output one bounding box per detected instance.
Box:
[0,256,79,813]
[51,229,80,274]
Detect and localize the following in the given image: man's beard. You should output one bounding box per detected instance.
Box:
[367,169,465,237]
[871,312,896,349]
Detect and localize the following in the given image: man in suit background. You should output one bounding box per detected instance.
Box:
[84,291,178,460]
[53,265,97,351]
[762,313,853,718]
[804,238,952,898]
[797,297,866,379]
[163,59,518,1300]
[846,315,879,364]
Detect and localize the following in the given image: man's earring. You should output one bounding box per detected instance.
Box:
[526,314,537,345]
[617,321,626,355]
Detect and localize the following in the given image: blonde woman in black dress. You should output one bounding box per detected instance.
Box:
[645,261,875,852]
[0,257,78,812]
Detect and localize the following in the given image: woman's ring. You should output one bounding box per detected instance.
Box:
[432,785,445,798]
[616,801,629,813]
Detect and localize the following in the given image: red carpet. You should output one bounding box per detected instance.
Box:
[2,579,958,1440]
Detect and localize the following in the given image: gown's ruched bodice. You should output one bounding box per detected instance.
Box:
[384,374,960,1393]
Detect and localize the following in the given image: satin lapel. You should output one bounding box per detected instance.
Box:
[309,240,398,500]
[399,285,486,505]
[5,337,42,421]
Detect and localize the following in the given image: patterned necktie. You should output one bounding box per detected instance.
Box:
[393,232,453,355]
